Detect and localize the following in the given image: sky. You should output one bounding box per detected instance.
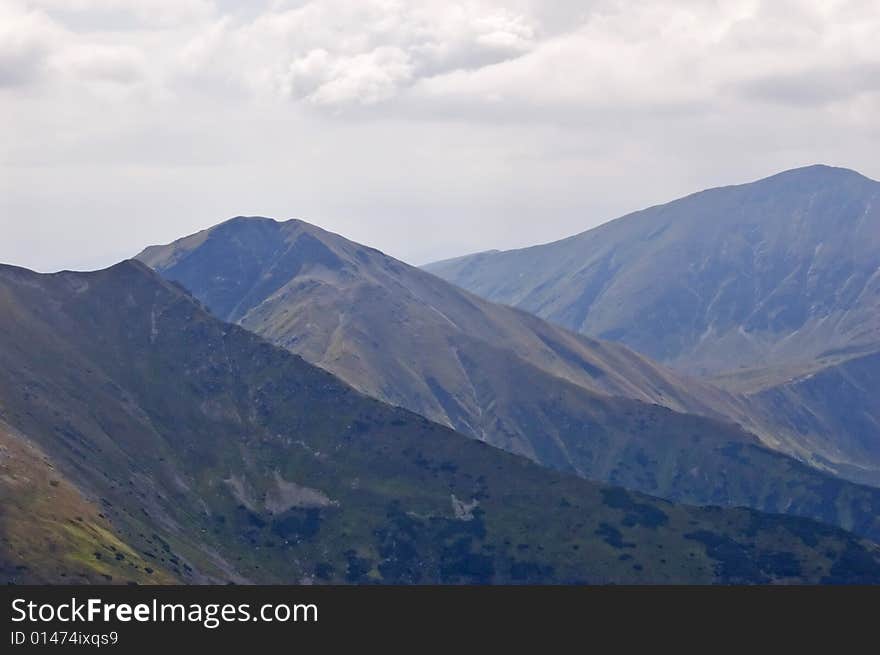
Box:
[2,0,879,272]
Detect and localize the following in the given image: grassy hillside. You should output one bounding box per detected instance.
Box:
[0,421,178,584]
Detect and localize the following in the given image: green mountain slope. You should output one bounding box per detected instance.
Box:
[0,420,178,584]
[2,261,879,583]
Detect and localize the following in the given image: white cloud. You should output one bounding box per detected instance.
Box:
[189,0,543,109]
[282,46,415,106]
[11,0,877,114]
[22,0,216,27]
[0,4,64,86]
[405,0,880,121]
[55,43,146,84]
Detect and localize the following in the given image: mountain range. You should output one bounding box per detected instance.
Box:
[6,261,877,583]
[135,212,880,542]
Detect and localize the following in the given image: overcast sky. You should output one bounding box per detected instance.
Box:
[2,0,879,272]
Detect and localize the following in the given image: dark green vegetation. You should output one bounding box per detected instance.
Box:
[426,165,880,483]
[2,261,880,583]
[138,216,880,539]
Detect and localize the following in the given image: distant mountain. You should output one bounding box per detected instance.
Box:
[5,262,877,583]
[426,165,879,374]
[426,165,880,480]
[137,218,880,537]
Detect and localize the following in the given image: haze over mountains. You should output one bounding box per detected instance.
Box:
[6,261,876,583]
[427,165,880,484]
[136,213,880,542]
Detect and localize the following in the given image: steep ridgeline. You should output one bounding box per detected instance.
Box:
[4,263,880,584]
[136,219,880,536]
[426,165,880,481]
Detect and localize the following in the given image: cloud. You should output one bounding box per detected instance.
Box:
[400,0,880,123]
[10,0,879,115]
[23,0,216,28]
[0,3,151,90]
[56,43,147,84]
[173,0,541,108]
[282,47,415,106]
[735,63,880,107]
[0,5,63,87]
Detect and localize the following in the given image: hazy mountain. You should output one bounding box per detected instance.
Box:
[5,262,878,583]
[426,165,880,481]
[426,165,879,373]
[136,218,880,536]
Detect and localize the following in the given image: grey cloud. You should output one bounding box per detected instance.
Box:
[0,6,60,87]
[258,1,541,109]
[24,0,216,28]
[734,63,880,107]
[0,47,46,87]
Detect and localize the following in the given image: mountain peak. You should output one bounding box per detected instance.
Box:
[751,163,874,187]
[219,215,280,226]
[217,215,317,230]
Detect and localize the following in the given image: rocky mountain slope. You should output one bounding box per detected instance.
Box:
[6,261,880,583]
